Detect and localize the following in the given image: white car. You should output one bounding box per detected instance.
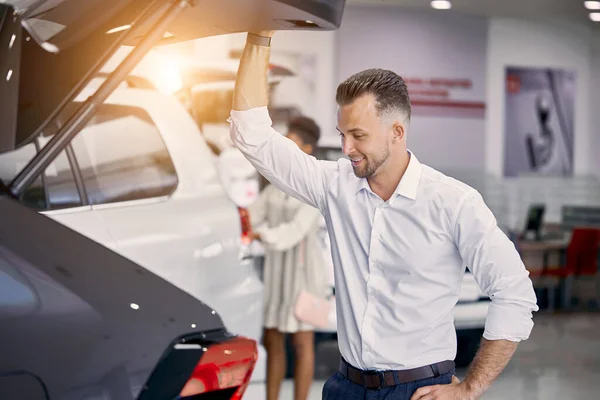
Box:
[0,86,268,386]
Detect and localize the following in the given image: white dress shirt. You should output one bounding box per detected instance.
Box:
[229,106,538,371]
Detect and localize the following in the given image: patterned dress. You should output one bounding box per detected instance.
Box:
[249,184,329,333]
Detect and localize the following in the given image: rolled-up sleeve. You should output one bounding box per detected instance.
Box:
[229,106,338,211]
[453,190,539,342]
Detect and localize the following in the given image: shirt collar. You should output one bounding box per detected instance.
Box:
[394,150,422,200]
[354,150,422,201]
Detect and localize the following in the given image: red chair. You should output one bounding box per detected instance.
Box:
[529,228,600,311]
[567,228,600,276]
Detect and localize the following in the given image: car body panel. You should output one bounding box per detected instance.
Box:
[0,197,223,399]
[41,88,267,382]
[1,0,346,153]
[7,0,344,49]
[453,301,491,330]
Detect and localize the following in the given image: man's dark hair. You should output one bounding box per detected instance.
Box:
[336,68,411,122]
[288,115,321,148]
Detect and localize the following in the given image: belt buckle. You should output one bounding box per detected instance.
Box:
[362,370,384,390]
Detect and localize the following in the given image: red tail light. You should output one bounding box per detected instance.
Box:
[238,207,252,245]
[179,336,258,399]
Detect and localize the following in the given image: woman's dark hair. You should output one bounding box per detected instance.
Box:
[288,116,321,148]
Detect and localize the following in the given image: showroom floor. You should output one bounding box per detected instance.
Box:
[246,313,600,400]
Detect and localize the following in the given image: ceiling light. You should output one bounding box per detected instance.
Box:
[585,1,600,10]
[590,12,600,21]
[431,0,452,10]
[6,69,13,81]
[130,303,140,310]
[106,24,131,34]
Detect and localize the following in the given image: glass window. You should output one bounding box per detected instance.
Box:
[42,148,82,210]
[25,151,82,211]
[0,143,45,207]
[0,140,82,210]
[0,143,36,184]
[20,175,46,210]
[70,104,178,205]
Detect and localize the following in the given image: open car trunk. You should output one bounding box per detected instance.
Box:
[0,1,346,398]
[0,0,345,155]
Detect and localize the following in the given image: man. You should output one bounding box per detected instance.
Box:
[229,31,538,400]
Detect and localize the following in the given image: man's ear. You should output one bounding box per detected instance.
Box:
[392,122,405,142]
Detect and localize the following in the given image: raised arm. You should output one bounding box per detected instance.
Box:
[232,31,273,111]
[230,32,337,211]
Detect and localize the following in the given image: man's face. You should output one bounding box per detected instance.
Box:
[337,93,391,178]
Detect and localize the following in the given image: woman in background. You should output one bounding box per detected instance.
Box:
[249,116,329,400]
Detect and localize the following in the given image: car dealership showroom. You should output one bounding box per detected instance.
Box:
[1,1,599,399]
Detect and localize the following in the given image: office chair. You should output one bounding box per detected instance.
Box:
[529,227,600,311]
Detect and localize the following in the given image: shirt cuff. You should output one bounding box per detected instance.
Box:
[229,106,274,146]
[483,331,523,343]
[482,301,536,342]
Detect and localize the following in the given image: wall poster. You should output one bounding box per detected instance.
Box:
[504,66,576,177]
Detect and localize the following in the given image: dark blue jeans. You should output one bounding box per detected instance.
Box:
[322,370,455,400]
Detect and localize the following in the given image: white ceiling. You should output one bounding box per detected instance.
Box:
[347,0,600,30]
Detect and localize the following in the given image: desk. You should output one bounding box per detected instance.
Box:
[518,238,569,253]
[517,238,570,311]
[518,238,569,272]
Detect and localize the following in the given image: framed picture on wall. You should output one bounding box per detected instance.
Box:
[503,66,576,177]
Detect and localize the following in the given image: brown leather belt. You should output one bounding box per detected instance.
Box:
[339,358,455,389]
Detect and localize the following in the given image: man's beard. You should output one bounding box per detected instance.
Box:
[352,145,390,178]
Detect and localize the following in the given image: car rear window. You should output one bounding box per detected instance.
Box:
[70,104,178,205]
[0,143,82,211]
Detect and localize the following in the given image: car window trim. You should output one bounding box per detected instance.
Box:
[90,195,171,211]
[65,143,89,206]
[29,137,86,211]
[40,205,93,216]
[32,139,51,209]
